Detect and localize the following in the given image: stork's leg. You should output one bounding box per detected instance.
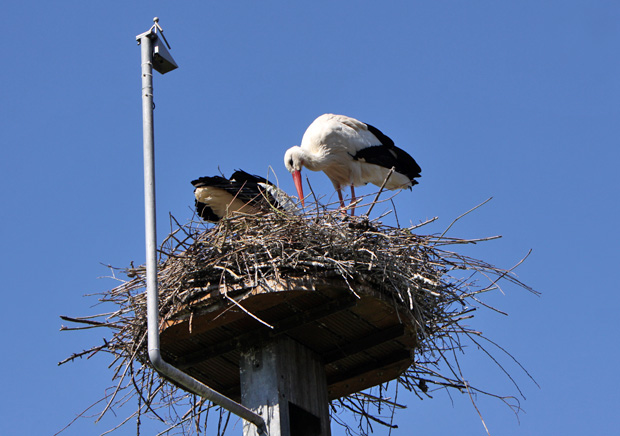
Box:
[350,185,356,216]
[336,188,349,217]
[337,188,346,209]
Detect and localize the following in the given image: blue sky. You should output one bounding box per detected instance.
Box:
[2,1,619,435]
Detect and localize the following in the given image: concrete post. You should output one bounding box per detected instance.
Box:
[240,337,331,436]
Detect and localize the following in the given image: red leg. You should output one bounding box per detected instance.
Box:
[337,188,345,208]
[336,188,348,217]
[350,185,356,216]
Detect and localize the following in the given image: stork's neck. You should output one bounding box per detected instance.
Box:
[297,144,329,172]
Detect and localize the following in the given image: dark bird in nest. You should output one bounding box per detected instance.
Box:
[284,113,422,215]
[191,170,296,222]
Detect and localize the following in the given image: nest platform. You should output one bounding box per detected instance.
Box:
[160,275,417,401]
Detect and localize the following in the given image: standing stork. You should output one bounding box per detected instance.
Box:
[284,114,421,214]
[191,170,295,222]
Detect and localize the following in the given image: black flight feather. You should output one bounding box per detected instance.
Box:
[354,123,422,184]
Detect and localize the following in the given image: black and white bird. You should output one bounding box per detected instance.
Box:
[284,114,421,214]
[191,170,295,222]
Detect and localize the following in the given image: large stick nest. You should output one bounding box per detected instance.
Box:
[59,197,536,436]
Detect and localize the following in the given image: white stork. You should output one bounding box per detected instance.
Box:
[191,170,295,222]
[284,114,421,214]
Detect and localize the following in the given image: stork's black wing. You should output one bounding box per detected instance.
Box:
[355,123,422,184]
[229,170,273,187]
[228,170,275,205]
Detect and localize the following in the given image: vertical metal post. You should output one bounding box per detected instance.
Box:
[140,31,161,369]
[137,24,267,435]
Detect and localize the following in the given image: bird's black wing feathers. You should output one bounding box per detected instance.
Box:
[359,123,422,182]
[192,172,270,203]
[365,123,396,148]
[229,170,277,205]
[229,169,274,187]
[191,175,231,189]
[354,146,422,186]
[194,201,220,222]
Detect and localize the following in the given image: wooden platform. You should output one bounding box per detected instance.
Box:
[159,276,418,401]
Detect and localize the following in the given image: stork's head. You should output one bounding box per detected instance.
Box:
[284,146,305,206]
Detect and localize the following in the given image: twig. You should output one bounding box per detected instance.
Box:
[225,294,274,329]
[364,167,395,217]
[434,197,493,245]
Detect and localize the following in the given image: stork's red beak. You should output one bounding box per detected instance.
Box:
[292,170,304,207]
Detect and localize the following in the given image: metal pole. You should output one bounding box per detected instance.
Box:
[140,30,160,375]
[138,28,268,435]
